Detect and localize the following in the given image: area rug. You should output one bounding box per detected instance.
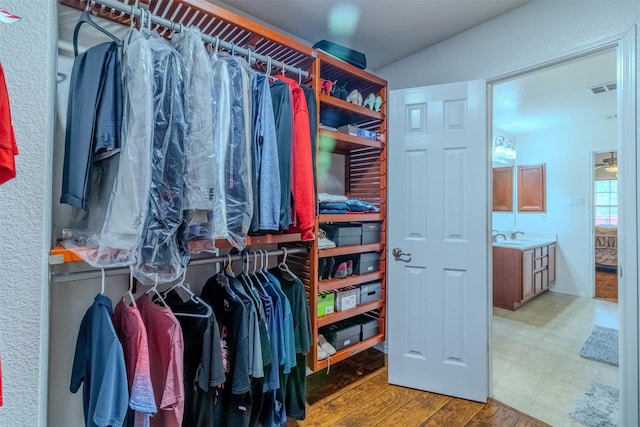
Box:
[579,325,619,366]
[570,381,619,427]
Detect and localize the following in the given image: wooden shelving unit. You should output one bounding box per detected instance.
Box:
[308,51,388,372]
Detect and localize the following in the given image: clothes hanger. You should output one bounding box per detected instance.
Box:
[278,247,298,279]
[122,266,137,307]
[281,60,286,76]
[163,270,213,319]
[99,267,106,295]
[146,273,168,307]
[73,0,122,56]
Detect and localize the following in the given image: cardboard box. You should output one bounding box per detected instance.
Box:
[335,286,360,311]
[359,281,381,304]
[321,321,361,351]
[317,292,335,317]
[324,224,362,247]
[354,252,380,275]
[361,221,382,244]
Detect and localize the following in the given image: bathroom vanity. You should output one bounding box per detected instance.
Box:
[493,238,556,310]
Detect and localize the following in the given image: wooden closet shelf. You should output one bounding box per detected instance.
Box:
[60,0,315,73]
[51,233,305,264]
[317,271,383,293]
[319,129,384,152]
[311,334,385,372]
[317,301,384,327]
[319,213,383,223]
[320,94,386,123]
[318,243,383,258]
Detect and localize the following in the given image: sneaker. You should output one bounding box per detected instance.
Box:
[333,262,348,279]
[318,334,337,356]
[317,344,328,360]
[318,258,327,281]
[318,229,336,249]
[346,260,353,276]
[324,257,335,280]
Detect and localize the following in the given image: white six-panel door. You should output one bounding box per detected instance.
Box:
[387,81,489,402]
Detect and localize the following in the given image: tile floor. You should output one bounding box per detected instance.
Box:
[492,291,619,427]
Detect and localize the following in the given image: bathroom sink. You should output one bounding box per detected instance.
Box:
[492,237,556,249]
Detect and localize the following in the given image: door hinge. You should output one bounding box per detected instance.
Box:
[619,265,623,278]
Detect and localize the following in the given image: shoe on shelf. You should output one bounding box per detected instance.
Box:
[333,261,348,279]
[317,344,328,360]
[346,89,361,105]
[324,256,335,280]
[318,229,336,249]
[363,93,376,109]
[318,334,337,356]
[318,258,327,280]
[346,260,353,276]
[374,95,383,112]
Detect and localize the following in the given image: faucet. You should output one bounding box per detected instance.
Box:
[510,231,525,240]
[492,233,506,242]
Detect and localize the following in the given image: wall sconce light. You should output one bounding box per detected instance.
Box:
[494,136,516,160]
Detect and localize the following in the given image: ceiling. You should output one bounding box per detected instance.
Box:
[57,0,616,137]
[212,0,530,71]
[493,48,617,136]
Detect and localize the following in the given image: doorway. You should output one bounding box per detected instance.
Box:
[490,48,621,425]
[593,150,619,303]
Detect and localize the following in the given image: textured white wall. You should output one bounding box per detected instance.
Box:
[515,120,617,297]
[376,2,640,88]
[0,1,56,426]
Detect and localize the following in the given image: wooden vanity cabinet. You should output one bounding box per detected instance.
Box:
[517,164,546,212]
[493,242,556,311]
[493,167,513,211]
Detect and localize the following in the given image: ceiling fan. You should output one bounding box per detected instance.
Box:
[596,152,618,172]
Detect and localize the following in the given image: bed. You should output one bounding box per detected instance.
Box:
[595,226,617,273]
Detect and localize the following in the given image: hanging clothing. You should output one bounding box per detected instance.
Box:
[218,54,254,250]
[112,300,157,427]
[0,348,3,407]
[0,63,18,186]
[201,273,251,427]
[171,28,216,212]
[269,80,293,229]
[136,295,185,427]
[274,75,315,241]
[61,41,122,210]
[163,291,225,427]
[71,294,129,427]
[302,86,318,213]
[207,52,231,241]
[136,30,189,285]
[251,73,281,232]
[100,28,154,263]
[268,268,312,421]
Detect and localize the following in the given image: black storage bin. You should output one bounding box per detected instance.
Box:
[359,281,382,304]
[351,314,380,341]
[354,252,380,275]
[320,321,361,351]
[313,40,367,69]
[361,221,382,244]
[323,223,362,247]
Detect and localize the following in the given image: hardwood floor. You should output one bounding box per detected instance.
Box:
[290,349,549,426]
[595,270,618,303]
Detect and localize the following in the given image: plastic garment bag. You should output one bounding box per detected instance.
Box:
[212,53,253,250]
[134,30,189,285]
[171,28,216,213]
[63,28,151,268]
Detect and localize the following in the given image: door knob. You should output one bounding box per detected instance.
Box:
[392,247,412,262]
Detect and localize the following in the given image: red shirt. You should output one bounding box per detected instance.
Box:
[0,63,18,185]
[275,75,315,241]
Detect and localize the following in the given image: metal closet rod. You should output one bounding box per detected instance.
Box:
[51,247,307,283]
[88,0,309,79]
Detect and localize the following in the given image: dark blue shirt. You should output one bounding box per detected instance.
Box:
[71,294,129,427]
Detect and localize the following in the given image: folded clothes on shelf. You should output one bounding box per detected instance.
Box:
[318,198,379,214]
[318,192,348,203]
